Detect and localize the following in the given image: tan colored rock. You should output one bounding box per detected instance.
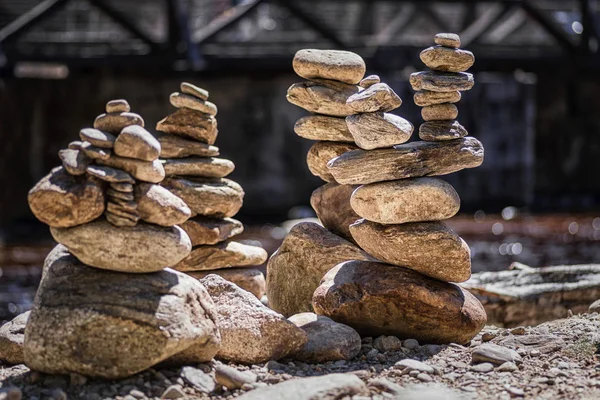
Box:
[435,33,461,48]
[310,183,359,242]
[110,182,133,192]
[79,128,116,148]
[346,112,413,150]
[294,115,354,142]
[107,198,137,214]
[188,268,266,299]
[359,75,380,88]
[328,137,484,185]
[156,108,218,144]
[313,260,486,344]
[28,167,105,228]
[81,141,111,161]
[350,177,460,224]
[157,133,219,158]
[105,210,139,227]
[346,83,402,113]
[163,157,234,178]
[180,217,243,246]
[107,188,134,201]
[114,125,161,161]
[410,71,474,92]
[0,311,29,364]
[414,90,461,107]
[200,275,307,364]
[419,120,468,141]
[286,80,360,117]
[50,220,191,272]
[170,92,218,116]
[135,183,191,226]
[106,99,130,113]
[59,149,90,176]
[422,103,458,121]
[86,165,135,183]
[266,222,375,317]
[306,141,358,182]
[420,46,474,72]
[175,241,267,272]
[97,154,165,183]
[292,49,366,85]
[350,219,471,282]
[181,82,209,101]
[93,112,144,134]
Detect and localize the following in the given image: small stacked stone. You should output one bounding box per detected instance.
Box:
[157,82,268,299]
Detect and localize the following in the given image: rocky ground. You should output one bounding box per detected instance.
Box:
[2,313,600,400]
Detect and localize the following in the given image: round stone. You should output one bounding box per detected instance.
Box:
[421,103,458,121]
[293,49,366,85]
[306,141,358,182]
[434,33,461,48]
[420,46,474,72]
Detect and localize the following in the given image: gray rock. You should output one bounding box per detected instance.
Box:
[471,343,523,365]
[156,132,219,158]
[286,80,360,117]
[161,385,185,399]
[180,366,215,393]
[93,112,144,134]
[174,241,267,272]
[79,128,116,148]
[59,149,91,176]
[394,359,435,374]
[373,336,403,353]
[346,112,413,150]
[497,361,519,372]
[310,182,360,243]
[293,49,366,85]
[346,83,402,113]
[410,71,474,92]
[306,141,358,182]
[435,33,461,48]
[214,364,257,390]
[294,115,354,143]
[135,183,191,227]
[470,362,494,373]
[163,157,234,178]
[589,299,600,312]
[403,339,420,350]
[419,120,468,141]
[156,108,218,144]
[0,311,29,364]
[114,125,161,162]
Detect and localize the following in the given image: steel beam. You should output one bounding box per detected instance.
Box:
[0,0,70,44]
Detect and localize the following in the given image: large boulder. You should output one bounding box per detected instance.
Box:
[0,311,29,364]
[310,183,360,242]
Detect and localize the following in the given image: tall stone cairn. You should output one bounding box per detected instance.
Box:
[156,82,268,299]
[24,100,221,378]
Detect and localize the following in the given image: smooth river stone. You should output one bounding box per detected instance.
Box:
[50,220,192,272]
[156,133,219,158]
[81,141,111,161]
[310,183,359,243]
[410,71,474,92]
[170,92,218,116]
[59,149,90,176]
[180,216,244,246]
[97,154,165,183]
[294,115,354,142]
[174,241,267,272]
[349,219,471,283]
[327,137,484,185]
[306,141,359,182]
[163,157,234,178]
[188,268,266,299]
[266,222,375,317]
[312,260,487,344]
[286,80,360,117]
[79,128,116,148]
[435,33,461,48]
[414,90,461,106]
[292,49,366,85]
[359,75,380,88]
[156,108,218,144]
[419,120,468,141]
[350,177,460,224]
[181,82,209,101]
[346,112,413,150]
[135,183,192,226]
[106,99,130,113]
[110,182,133,192]
[114,125,161,161]
[422,103,458,121]
[420,46,475,73]
[93,112,144,134]
[346,83,402,113]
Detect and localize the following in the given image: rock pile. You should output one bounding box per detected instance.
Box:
[156,82,268,299]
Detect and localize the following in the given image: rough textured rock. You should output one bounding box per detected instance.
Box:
[163,157,234,178]
[420,46,475,72]
[590,299,600,313]
[310,182,359,242]
[200,275,307,364]
[156,108,218,144]
[0,311,29,364]
[180,217,243,246]
[175,241,267,272]
[97,154,165,183]
[86,165,135,183]
[59,148,90,176]
[292,49,366,85]
[346,112,413,150]
[410,71,474,92]
[419,120,468,141]
[414,90,461,107]
[350,177,460,224]
[113,125,161,161]
[306,141,358,182]
[350,219,471,283]
[286,80,360,117]
[181,82,209,101]
[156,133,219,158]
[80,141,111,161]
[288,313,361,363]
[106,99,130,113]
[312,260,487,344]
[266,222,375,317]
[214,364,257,390]
[28,167,105,228]
[328,137,484,185]
[435,33,461,48]
[422,103,458,121]
[170,92,218,116]
[135,183,191,226]
[359,75,380,88]
[294,115,354,142]
[110,182,133,192]
[24,245,220,378]
[346,83,402,113]
[93,112,144,134]
[50,220,192,272]
[162,177,244,218]
[188,268,266,299]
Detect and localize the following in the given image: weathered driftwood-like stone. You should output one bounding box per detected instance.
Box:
[313,260,486,344]
[163,157,234,178]
[420,46,474,73]
[97,154,165,183]
[419,120,468,141]
[156,108,218,144]
[328,137,484,185]
[174,241,268,272]
[293,49,366,85]
[435,33,461,48]
[422,103,458,121]
[286,80,360,117]
[157,132,219,158]
[414,90,461,107]
[350,219,471,283]
[346,83,402,113]
[310,183,359,242]
[410,71,474,92]
[307,141,359,182]
[346,112,413,150]
[93,112,144,134]
[180,216,243,246]
[294,115,354,143]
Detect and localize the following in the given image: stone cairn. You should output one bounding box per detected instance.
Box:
[155,82,268,298]
[270,36,487,345]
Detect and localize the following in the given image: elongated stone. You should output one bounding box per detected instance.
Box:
[180,217,244,246]
[156,108,218,144]
[359,75,380,88]
[79,128,116,149]
[106,211,138,227]
[107,188,134,201]
[59,149,90,176]
[163,157,234,178]
[306,141,358,182]
[181,82,209,100]
[86,165,135,183]
[410,71,474,92]
[68,141,83,150]
[414,90,461,106]
[419,120,468,141]
[81,141,111,161]
[97,154,165,183]
[114,125,161,161]
[422,103,458,121]
[170,92,218,116]
[93,112,144,134]
[346,83,402,113]
[294,115,354,142]
[435,33,461,48]
[188,268,265,299]
[174,241,268,272]
[420,46,474,72]
[157,133,219,158]
[110,182,133,192]
[310,183,359,242]
[346,112,413,150]
[292,49,366,85]
[106,99,130,113]
[286,80,360,117]
[327,137,484,185]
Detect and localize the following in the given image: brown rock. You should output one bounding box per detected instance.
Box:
[97,154,165,183]
[414,90,461,107]
[306,141,358,182]
[0,311,29,364]
[93,112,144,134]
[107,188,134,201]
[86,165,135,183]
[106,99,130,113]
[346,112,413,150]
[79,128,116,148]
[163,157,234,178]
[107,198,137,214]
[422,103,458,121]
[59,149,91,176]
[419,120,468,141]
[286,80,360,117]
[105,211,137,227]
[81,141,111,161]
[181,82,209,101]
[292,49,366,85]
[310,183,359,242]
[135,183,191,226]
[410,71,474,92]
[435,33,461,48]
[420,46,474,72]
[157,133,219,158]
[170,92,218,116]
[110,182,133,192]
[156,108,218,144]
[346,83,402,113]
[188,268,266,299]
[114,125,161,161]
[180,216,244,246]
[68,140,84,150]
[294,115,354,143]
[175,241,267,272]
[359,75,380,88]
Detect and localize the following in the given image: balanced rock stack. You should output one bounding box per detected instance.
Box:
[24,100,221,378]
[156,82,268,299]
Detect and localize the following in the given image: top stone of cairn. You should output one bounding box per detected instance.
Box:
[293,49,366,85]
[434,33,461,48]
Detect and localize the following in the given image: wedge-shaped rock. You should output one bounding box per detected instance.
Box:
[286,80,360,117]
[293,49,366,85]
[163,157,234,178]
[156,108,218,144]
[175,241,267,272]
[307,141,358,182]
[93,112,144,134]
[0,311,29,364]
[189,268,266,299]
[346,112,413,150]
[28,167,105,228]
[350,177,460,224]
[51,220,191,272]
[135,183,191,226]
[414,90,461,106]
[157,133,219,158]
[420,120,468,141]
[25,245,219,378]
[170,92,218,116]
[350,219,471,282]
[310,183,359,242]
[162,177,244,218]
[97,153,165,183]
[328,137,484,185]
[79,128,116,148]
[346,83,402,113]
[266,222,375,317]
[86,165,135,183]
[422,103,458,121]
[313,260,487,344]
[180,216,243,246]
[410,71,474,92]
[420,46,475,72]
[200,275,307,364]
[59,148,90,176]
[294,115,354,142]
[359,75,380,88]
[181,82,209,100]
[114,125,161,161]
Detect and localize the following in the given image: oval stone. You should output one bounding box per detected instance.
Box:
[422,103,458,121]
[414,90,461,107]
[420,46,474,73]
[346,83,402,113]
[293,49,366,85]
[188,268,266,299]
[435,33,461,48]
[306,141,358,182]
[410,71,474,92]
[346,112,413,150]
[310,182,360,242]
[286,81,360,117]
[294,115,354,143]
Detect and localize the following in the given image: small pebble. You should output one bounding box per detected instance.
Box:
[417,373,432,382]
[498,362,519,372]
[402,339,420,350]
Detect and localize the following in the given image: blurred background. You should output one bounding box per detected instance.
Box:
[0,0,599,321]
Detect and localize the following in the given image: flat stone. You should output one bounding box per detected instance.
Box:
[470,363,494,373]
[181,82,209,100]
[156,108,218,144]
[81,141,111,161]
[472,343,523,365]
[59,149,90,176]
[286,80,360,117]
[328,137,484,185]
[214,364,257,390]
[350,219,471,283]
[188,268,266,299]
[106,99,130,113]
[179,216,243,246]
[414,90,461,106]
[93,112,144,134]
[359,75,380,88]
[50,220,192,272]
[410,71,474,92]
[294,115,354,142]
[105,211,138,228]
[114,125,161,161]
[419,120,468,141]
[346,112,413,150]
[420,46,475,72]
[28,167,105,228]
[170,92,217,116]
[24,245,219,379]
[135,183,191,226]
[163,157,234,178]
[79,128,116,149]
[107,198,138,214]
[156,132,219,158]
[266,222,375,317]
[200,275,307,364]
[310,182,360,242]
[110,182,134,192]
[313,260,487,344]
[350,177,460,224]
[162,177,244,218]
[68,141,83,150]
[347,83,402,113]
[86,165,135,183]
[174,241,267,272]
[306,141,359,182]
[434,33,461,48]
[0,311,29,364]
[287,313,361,363]
[394,359,435,374]
[422,103,458,121]
[97,154,165,183]
[107,189,135,203]
[292,49,366,85]
[180,366,215,393]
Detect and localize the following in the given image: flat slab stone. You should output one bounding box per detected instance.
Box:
[156,133,219,158]
[181,82,209,101]
[346,83,402,113]
[346,112,413,150]
[0,311,29,364]
[86,165,135,183]
[79,128,116,148]
[472,343,522,365]
[435,33,461,48]
[110,182,133,192]
[419,120,468,141]
[114,125,161,161]
[156,108,218,144]
[292,49,366,85]
[174,241,267,272]
[422,103,458,121]
[312,260,487,344]
[307,141,359,182]
[414,90,461,106]
[180,216,244,246]
[350,177,460,224]
[328,137,484,185]
[359,75,380,88]
[93,112,144,134]
[350,219,471,283]
[81,141,111,161]
[310,182,360,243]
[188,268,266,299]
[59,149,91,176]
[107,188,134,201]
[294,115,354,142]
[135,183,191,226]
[106,99,130,113]
[170,92,218,116]
[410,71,474,92]
[287,80,360,117]
[420,46,474,72]
[97,154,165,183]
[163,157,235,178]
[106,210,138,227]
